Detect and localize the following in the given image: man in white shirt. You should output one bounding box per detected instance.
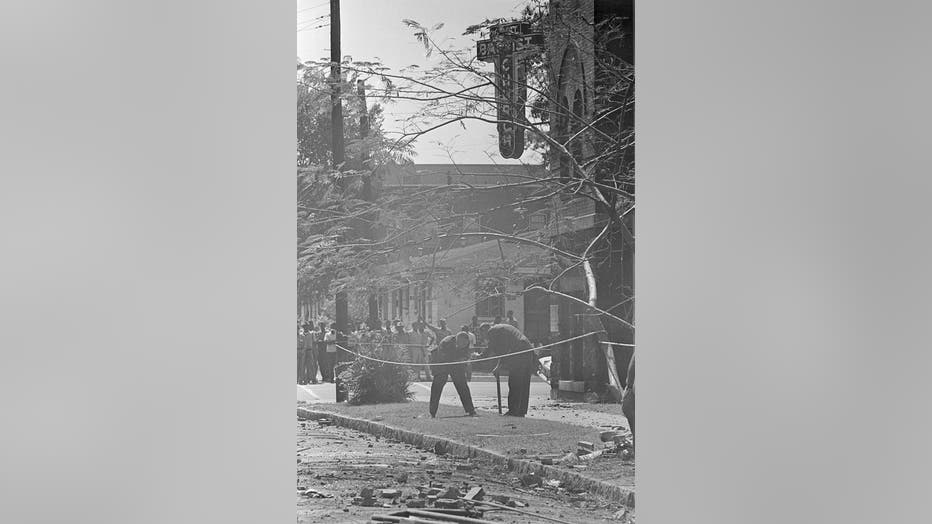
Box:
[322,323,337,383]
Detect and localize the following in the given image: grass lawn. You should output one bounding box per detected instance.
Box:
[308,401,603,459]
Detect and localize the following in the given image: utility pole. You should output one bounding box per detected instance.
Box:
[330,0,349,401]
[330,0,348,339]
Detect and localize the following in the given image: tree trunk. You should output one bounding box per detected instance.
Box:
[583,258,624,402]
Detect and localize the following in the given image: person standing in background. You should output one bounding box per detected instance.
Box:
[505,310,519,330]
[297,322,307,385]
[425,318,451,345]
[320,322,337,382]
[303,322,318,384]
[392,321,411,369]
[411,322,432,381]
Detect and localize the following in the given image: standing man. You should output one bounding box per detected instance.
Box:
[303,322,319,384]
[428,332,477,418]
[297,322,307,385]
[411,322,433,381]
[485,323,536,417]
[321,322,338,383]
[392,321,411,371]
[425,318,451,342]
[505,310,520,330]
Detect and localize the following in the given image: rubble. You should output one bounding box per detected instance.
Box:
[380,489,402,498]
[464,487,485,501]
[519,473,542,487]
[434,498,463,509]
[490,494,511,505]
[440,487,462,499]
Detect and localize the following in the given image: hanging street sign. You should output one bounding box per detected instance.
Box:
[476,22,544,159]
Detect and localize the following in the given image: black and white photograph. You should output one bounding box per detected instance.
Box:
[296,1,634,522]
[5,1,931,523]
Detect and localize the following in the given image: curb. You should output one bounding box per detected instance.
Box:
[297,406,634,508]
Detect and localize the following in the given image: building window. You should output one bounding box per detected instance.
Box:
[476,295,504,319]
[530,211,548,230]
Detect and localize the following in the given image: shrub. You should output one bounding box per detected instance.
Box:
[338,344,414,405]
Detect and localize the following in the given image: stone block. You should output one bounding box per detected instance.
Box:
[434,498,463,509]
[464,487,485,501]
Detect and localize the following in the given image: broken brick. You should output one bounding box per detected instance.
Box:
[520,473,541,487]
[440,487,462,499]
[434,499,463,509]
[599,431,618,442]
[380,489,401,498]
[406,499,426,508]
[464,487,485,501]
[577,441,595,451]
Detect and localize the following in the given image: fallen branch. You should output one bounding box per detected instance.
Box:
[475,432,550,438]
[459,498,573,524]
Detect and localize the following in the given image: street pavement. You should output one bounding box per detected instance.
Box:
[298,373,551,410]
[298,373,630,433]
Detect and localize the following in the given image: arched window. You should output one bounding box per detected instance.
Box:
[555,44,586,181]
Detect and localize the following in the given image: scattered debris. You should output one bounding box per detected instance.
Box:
[579,450,604,461]
[577,441,595,452]
[380,489,402,498]
[464,487,485,501]
[300,488,332,499]
[440,487,462,499]
[599,431,618,442]
[434,498,463,509]
[490,494,511,505]
[519,473,542,487]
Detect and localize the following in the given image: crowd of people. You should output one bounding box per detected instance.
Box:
[297,310,537,418]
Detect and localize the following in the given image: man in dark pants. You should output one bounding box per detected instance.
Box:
[428,332,477,418]
[485,324,536,417]
[297,323,307,385]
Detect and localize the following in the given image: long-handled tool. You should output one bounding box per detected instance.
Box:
[494,360,502,415]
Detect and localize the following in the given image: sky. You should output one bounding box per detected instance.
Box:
[297,0,543,165]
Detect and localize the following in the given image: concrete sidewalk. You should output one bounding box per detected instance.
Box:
[298,375,630,436]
